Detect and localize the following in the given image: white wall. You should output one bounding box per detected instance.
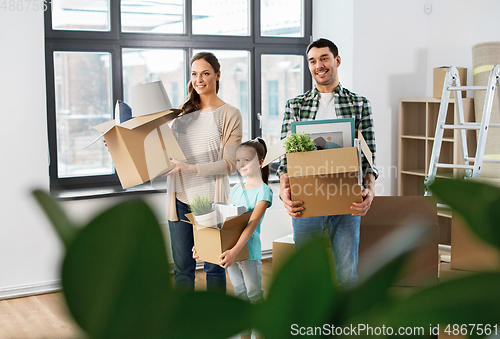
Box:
[425,0,500,98]
[3,0,500,297]
[314,0,500,196]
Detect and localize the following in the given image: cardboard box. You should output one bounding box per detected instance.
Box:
[186,212,252,265]
[433,66,467,98]
[263,131,374,217]
[358,196,439,287]
[272,234,295,275]
[86,81,185,189]
[271,197,438,287]
[451,214,500,271]
[439,262,473,282]
[88,111,185,189]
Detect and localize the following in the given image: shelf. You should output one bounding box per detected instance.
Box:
[399,173,425,196]
[427,101,454,139]
[428,137,454,143]
[398,97,476,197]
[400,169,427,176]
[401,135,426,140]
[400,101,426,137]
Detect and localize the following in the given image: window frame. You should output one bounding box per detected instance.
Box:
[44,0,312,190]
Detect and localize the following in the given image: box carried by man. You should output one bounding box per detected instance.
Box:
[263,126,374,218]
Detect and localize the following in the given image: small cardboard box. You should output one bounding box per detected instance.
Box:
[450,214,500,271]
[433,66,467,98]
[186,212,252,265]
[87,110,185,189]
[272,234,295,275]
[263,131,374,217]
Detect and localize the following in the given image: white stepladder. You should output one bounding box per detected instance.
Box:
[424,65,500,196]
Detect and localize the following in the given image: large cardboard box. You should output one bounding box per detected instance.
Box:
[450,214,500,271]
[433,66,467,98]
[439,262,473,282]
[272,197,439,287]
[186,212,252,265]
[358,196,439,287]
[263,131,374,217]
[88,111,185,189]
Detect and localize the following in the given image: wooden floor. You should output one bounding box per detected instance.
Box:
[0,259,273,339]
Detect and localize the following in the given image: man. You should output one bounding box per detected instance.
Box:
[276,38,379,287]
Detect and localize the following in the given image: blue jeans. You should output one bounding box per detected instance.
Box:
[168,199,226,292]
[227,259,264,336]
[292,214,360,288]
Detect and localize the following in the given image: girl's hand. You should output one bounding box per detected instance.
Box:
[192,246,199,260]
[218,248,238,269]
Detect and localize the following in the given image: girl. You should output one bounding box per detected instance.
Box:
[165,52,242,292]
[200,138,273,339]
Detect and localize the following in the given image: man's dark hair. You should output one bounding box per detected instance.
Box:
[306,38,339,57]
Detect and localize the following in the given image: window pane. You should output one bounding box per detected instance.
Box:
[192,0,249,36]
[261,0,303,37]
[122,49,186,110]
[54,52,113,177]
[52,0,110,31]
[261,54,304,147]
[193,49,251,142]
[121,0,184,34]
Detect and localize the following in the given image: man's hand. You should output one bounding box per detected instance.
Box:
[279,173,304,218]
[351,173,376,216]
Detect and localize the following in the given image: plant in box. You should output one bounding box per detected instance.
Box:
[189,194,217,228]
[284,132,317,153]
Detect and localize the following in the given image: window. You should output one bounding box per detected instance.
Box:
[267,81,279,117]
[260,54,304,147]
[45,0,312,189]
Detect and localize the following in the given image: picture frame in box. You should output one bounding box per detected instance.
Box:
[291,118,355,150]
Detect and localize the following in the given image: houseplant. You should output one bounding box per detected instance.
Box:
[284,132,317,153]
[31,178,500,339]
[189,194,217,228]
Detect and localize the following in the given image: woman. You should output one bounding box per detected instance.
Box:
[165,52,242,292]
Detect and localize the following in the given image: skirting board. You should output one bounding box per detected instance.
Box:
[0,280,62,300]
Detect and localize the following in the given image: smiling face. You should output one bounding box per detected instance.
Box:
[236,146,262,178]
[190,58,220,96]
[307,46,341,92]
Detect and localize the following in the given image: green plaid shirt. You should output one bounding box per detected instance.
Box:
[277,83,379,180]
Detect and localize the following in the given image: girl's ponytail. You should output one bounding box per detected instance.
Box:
[256,137,269,185]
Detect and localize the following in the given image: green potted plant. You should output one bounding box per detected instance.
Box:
[284,132,317,153]
[189,194,217,228]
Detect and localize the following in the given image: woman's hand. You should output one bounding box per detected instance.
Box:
[192,246,199,260]
[218,248,238,269]
[160,158,197,177]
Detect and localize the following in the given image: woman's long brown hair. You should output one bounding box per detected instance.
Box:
[181,52,221,114]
